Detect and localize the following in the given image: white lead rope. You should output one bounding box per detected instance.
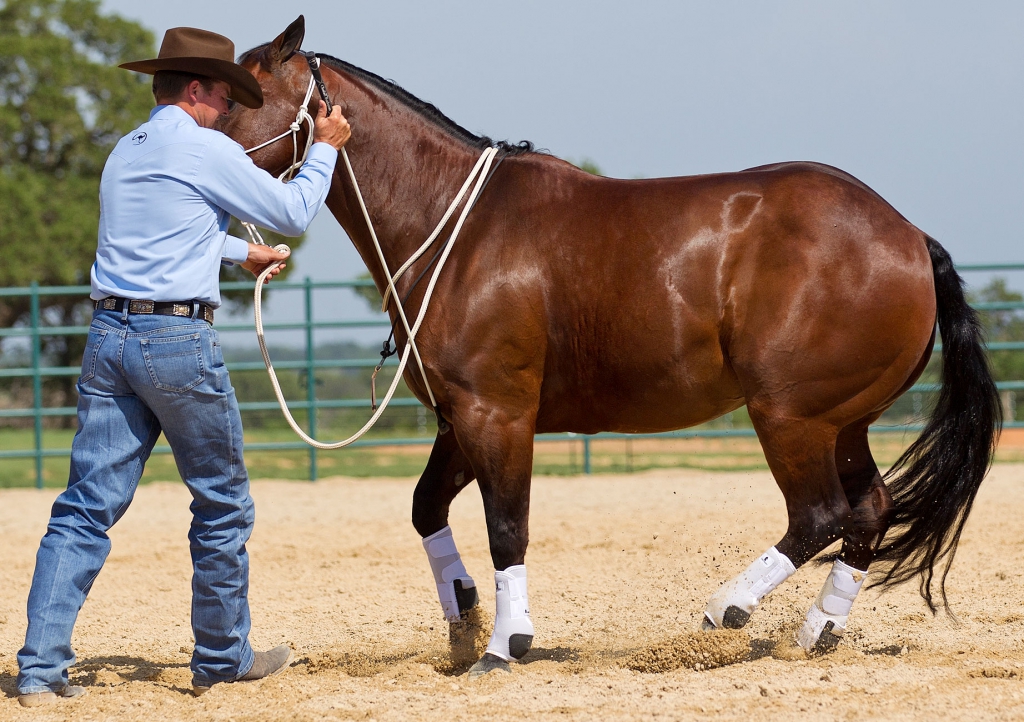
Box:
[244,96,498,449]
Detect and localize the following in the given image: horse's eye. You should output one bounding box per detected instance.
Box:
[227,99,237,112]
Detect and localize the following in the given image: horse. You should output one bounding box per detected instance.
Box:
[221,16,1001,676]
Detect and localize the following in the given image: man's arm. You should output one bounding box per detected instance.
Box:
[200,102,349,279]
[194,102,350,237]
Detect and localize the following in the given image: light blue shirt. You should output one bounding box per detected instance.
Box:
[91,104,338,307]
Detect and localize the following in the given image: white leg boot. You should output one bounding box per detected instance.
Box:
[422,526,477,622]
[486,565,534,661]
[469,565,535,679]
[796,558,867,653]
[703,546,797,629]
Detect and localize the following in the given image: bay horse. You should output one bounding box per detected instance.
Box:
[222,17,1000,676]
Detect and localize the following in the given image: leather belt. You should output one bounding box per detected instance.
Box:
[94,297,215,324]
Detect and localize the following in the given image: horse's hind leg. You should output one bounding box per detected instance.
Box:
[796,422,892,653]
[413,428,480,622]
[833,423,892,570]
[703,416,850,631]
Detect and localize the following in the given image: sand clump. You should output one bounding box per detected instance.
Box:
[302,606,491,678]
[622,629,751,672]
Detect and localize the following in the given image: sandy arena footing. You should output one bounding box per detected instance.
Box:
[2,465,1023,720]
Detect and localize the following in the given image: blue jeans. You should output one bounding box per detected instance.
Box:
[17,307,256,693]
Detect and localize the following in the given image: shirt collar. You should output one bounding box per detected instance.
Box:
[149,105,198,126]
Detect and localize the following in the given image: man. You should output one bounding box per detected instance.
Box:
[16,27,350,707]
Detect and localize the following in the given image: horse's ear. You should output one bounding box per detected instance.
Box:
[269,15,305,63]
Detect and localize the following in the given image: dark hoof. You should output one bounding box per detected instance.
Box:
[467,653,510,679]
[454,579,479,616]
[699,616,717,632]
[812,621,842,655]
[509,633,533,660]
[722,606,751,630]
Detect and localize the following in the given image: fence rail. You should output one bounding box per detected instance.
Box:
[3,265,1024,487]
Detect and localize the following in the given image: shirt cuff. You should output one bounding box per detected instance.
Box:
[222,234,250,265]
[308,142,339,166]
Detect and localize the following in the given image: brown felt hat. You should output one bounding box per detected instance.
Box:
[119,27,263,109]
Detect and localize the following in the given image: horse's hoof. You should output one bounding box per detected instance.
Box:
[811,621,843,655]
[508,633,533,660]
[454,579,479,616]
[700,606,750,632]
[722,605,750,629]
[467,653,511,679]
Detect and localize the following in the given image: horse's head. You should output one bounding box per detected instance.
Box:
[219,16,320,177]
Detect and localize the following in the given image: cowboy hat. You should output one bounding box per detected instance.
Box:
[119,27,263,109]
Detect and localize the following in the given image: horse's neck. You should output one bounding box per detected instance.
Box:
[323,89,484,293]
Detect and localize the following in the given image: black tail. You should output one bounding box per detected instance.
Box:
[873,236,1002,612]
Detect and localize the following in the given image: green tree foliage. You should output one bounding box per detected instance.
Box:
[574,158,602,175]
[0,0,155,296]
[0,0,156,420]
[352,271,383,311]
[0,0,306,423]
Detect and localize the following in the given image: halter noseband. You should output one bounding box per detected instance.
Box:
[242,51,332,181]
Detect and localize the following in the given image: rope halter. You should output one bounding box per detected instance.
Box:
[243,63,319,181]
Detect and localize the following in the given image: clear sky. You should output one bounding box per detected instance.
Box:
[99,0,1024,340]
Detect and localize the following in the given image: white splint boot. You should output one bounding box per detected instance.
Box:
[422,526,478,622]
[796,558,867,653]
[485,565,534,661]
[703,546,796,629]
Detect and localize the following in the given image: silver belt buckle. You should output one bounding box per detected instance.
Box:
[128,300,155,314]
[172,303,192,317]
[101,298,117,310]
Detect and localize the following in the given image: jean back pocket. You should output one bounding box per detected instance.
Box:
[141,333,205,393]
[79,327,108,384]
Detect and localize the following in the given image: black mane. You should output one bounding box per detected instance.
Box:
[315,54,534,156]
[239,45,535,155]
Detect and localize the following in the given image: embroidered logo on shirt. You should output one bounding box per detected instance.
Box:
[131,132,148,145]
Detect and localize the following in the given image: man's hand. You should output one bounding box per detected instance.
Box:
[241,243,290,283]
[313,100,351,150]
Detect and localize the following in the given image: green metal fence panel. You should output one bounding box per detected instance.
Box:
[3,265,1024,485]
[304,277,318,481]
[30,282,43,490]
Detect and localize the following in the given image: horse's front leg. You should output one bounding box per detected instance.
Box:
[449,397,537,679]
[413,428,480,623]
